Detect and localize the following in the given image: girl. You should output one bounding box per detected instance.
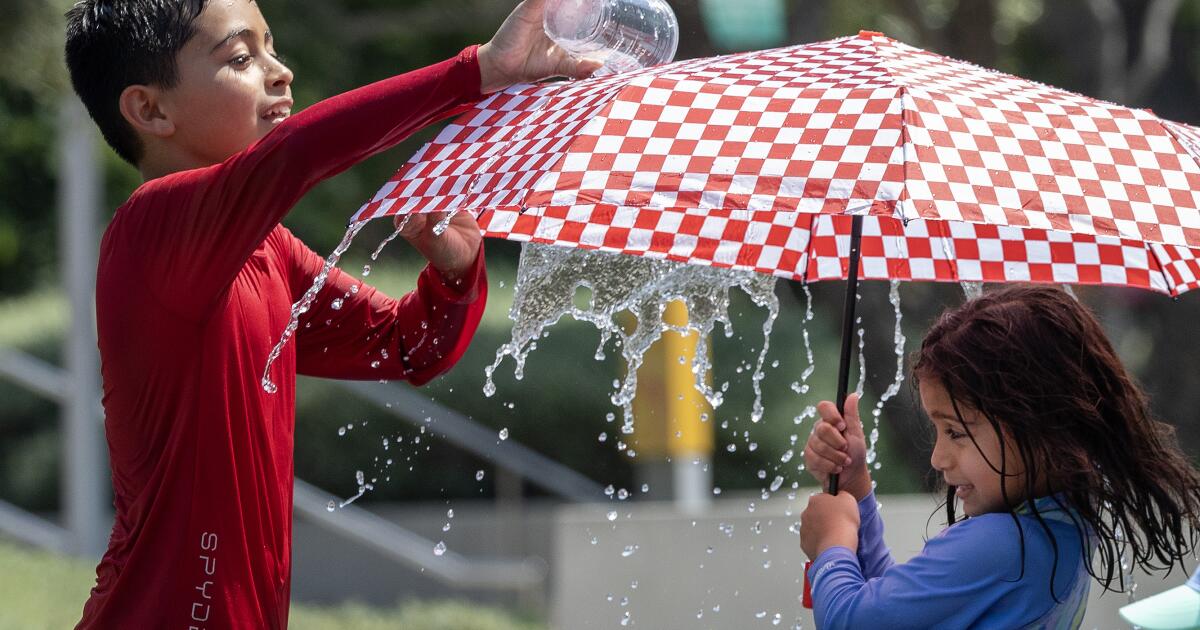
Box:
[800,285,1200,629]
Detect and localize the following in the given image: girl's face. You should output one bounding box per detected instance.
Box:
[921,380,1027,517]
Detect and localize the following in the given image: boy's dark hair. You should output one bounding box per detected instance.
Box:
[64,0,208,165]
[914,284,1200,597]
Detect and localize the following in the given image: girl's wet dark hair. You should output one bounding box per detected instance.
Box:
[913,284,1200,595]
[64,0,209,165]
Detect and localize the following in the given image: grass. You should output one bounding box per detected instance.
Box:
[0,538,544,630]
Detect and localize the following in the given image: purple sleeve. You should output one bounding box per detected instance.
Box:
[856,491,895,579]
[805,513,1062,630]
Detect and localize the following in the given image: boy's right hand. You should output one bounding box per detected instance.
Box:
[477,0,603,94]
[804,393,872,501]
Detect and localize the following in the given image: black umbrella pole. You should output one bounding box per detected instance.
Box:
[829,214,864,496]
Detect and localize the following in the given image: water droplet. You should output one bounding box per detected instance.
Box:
[262,221,368,393]
[331,298,344,310]
[498,427,509,440]
[476,470,485,481]
[433,541,446,556]
[621,544,638,557]
[326,500,336,512]
[606,510,618,521]
[770,476,784,492]
[370,360,381,368]
[605,485,615,496]
[337,426,346,436]
[617,488,629,500]
[598,432,608,442]
[361,264,372,277]
[432,210,458,236]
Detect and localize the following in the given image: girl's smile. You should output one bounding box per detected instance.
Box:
[922,381,1029,517]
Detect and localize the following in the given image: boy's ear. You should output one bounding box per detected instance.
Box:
[118,85,176,138]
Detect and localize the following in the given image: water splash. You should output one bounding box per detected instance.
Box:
[960,281,984,300]
[748,284,781,424]
[336,468,373,509]
[432,209,460,237]
[485,243,778,430]
[262,220,368,393]
[789,285,819,434]
[854,314,866,399]
[369,212,414,262]
[866,280,906,470]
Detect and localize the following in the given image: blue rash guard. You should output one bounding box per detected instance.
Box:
[807,492,1094,629]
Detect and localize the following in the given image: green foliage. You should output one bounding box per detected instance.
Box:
[0,538,544,630]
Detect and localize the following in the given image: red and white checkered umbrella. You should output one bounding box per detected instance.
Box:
[355,30,1200,500]
[355,30,1200,296]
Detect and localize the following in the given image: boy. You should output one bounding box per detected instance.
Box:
[63,0,596,627]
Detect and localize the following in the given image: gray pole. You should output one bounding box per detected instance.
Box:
[57,96,108,558]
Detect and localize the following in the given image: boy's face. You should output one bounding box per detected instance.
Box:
[922,380,1027,517]
[158,0,293,165]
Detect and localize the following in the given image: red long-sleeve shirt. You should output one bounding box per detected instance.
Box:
[77,48,486,629]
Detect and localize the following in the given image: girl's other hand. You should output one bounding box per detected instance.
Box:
[800,491,860,560]
[804,393,873,500]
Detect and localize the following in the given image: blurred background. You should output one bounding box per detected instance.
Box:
[2,0,1200,628]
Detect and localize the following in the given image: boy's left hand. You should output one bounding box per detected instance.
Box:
[477,0,604,94]
[800,491,860,560]
[396,211,482,283]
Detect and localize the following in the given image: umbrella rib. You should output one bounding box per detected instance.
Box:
[1144,241,1181,297]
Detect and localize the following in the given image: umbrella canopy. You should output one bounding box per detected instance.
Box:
[354,30,1200,296]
